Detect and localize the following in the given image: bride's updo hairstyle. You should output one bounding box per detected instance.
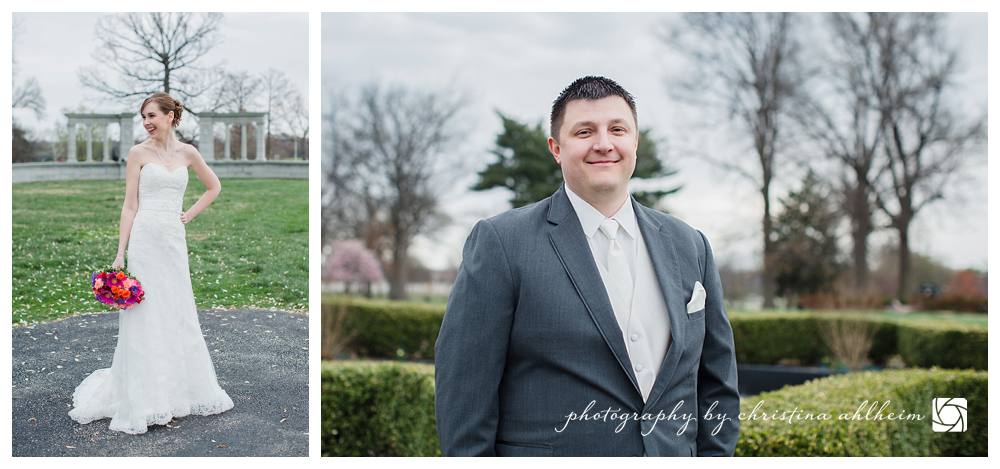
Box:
[140,92,184,128]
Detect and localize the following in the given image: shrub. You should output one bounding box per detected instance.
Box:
[896,323,989,370]
[325,297,443,359]
[321,360,439,456]
[319,362,986,456]
[322,297,986,370]
[736,368,987,456]
[818,318,877,370]
[321,302,354,360]
[729,314,901,367]
[921,294,987,313]
[729,314,825,365]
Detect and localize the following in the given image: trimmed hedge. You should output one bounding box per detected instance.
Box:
[896,323,989,370]
[320,361,439,456]
[726,313,990,369]
[335,298,443,359]
[322,297,987,370]
[727,314,899,366]
[737,368,987,456]
[320,362,986,456]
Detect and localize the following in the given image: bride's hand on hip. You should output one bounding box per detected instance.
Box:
[180,211,194,224]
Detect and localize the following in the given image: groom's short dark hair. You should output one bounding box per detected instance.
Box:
[550,76,638,142]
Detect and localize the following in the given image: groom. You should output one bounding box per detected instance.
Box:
[435,76,740,456]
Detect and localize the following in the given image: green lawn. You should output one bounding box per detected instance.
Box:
[12,179,308,324]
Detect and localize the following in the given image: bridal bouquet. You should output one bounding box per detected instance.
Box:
[91,268,145,310]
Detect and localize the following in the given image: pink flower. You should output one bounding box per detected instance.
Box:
[91,268,145,311]
[323,240,384,283]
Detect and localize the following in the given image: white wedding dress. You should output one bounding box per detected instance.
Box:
[69,163,234,435]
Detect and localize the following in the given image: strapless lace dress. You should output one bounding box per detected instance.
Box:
[68,163,234,434]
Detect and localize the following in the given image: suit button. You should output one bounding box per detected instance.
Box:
[630,333,639,342]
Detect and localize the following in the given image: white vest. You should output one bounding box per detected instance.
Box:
[564,186,672,402]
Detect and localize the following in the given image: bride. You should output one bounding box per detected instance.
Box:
[69,92,234,434]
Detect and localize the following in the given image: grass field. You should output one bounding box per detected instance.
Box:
[12,178,308,324]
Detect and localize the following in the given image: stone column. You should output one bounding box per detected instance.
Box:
[67,122,77,163]
[293,139,298,160]
[240,123,248,160]
[199,116,215,160]
[118,113,134,160]
[85,124,94,162]
[223,123,232,160]
[102,123,111,161]
[256,118,266,161]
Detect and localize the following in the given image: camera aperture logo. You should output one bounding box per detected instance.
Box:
[931,398,967,432]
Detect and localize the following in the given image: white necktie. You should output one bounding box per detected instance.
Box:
[599,219,633,334]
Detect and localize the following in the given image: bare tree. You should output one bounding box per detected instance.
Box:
[326,84,465,300]
[12,15,45,163]
[219,71,262,112]
[285,89,309,159]
[666,13,807,308]
[260,68,297,155]
[322,90,343,246]
[13,79,45,118]
[200,69,230,112]
[79,12,223,109]
[12,16,45,118]
[791,14,886,293]
[860,13,985,301]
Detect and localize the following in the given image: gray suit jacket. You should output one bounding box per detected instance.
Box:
[435,185,740,456]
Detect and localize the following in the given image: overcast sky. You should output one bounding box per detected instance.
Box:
[322,12,987,273]
[12,12,308,136]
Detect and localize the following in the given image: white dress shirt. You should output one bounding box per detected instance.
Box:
[564,186,672,402]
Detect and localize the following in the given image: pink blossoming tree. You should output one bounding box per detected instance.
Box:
[324,240,383,296]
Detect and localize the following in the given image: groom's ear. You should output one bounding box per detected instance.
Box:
[547,136,561,165]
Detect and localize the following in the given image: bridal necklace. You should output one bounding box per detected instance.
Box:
[149,141,179,167]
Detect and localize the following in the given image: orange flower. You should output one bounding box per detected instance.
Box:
[116,272,126,281]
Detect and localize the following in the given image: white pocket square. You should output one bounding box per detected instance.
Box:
[686,281,706,314]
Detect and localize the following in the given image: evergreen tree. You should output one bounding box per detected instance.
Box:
[773,171,845,302]
[474,112,681,208]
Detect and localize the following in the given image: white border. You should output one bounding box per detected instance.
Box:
[4,1,997,468]
[307,7,321,460]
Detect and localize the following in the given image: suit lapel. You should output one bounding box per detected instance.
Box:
[634,202,689,411]
[546,186,642,400]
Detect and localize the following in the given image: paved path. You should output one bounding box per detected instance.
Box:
[12,309,309,456]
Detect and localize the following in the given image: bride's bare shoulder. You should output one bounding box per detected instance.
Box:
[127,144,152,164]
[180,142,205,162]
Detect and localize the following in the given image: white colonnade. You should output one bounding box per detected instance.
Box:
[197,112,267,161]
[65,113,134,163]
